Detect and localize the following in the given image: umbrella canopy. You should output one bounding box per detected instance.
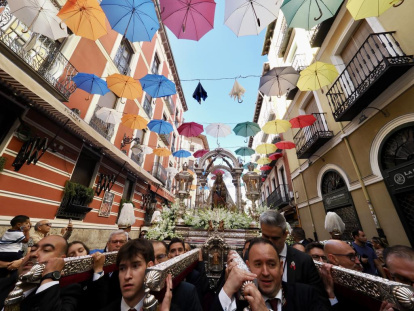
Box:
[260,165,272,171]
[281,0,343,30]
[269,152,283,161]
[289,114,317,128]
[9,0,68,40]
[234,147,255,157]
[262,119,292,134]
[233,121,261,138]
[121,114,148,130]
[243,162,258,169]
[72,73,110,95]
[193,149,210,158]
[131,144,152,155]
[297,61,339,92]
[224,0,281,36]
[193,82,208,104]
[153,147,172,157]
[177,122,204,137]
[107,74,143,100]
[95,107,122,124]
[346,0,396,20]
[259,66,300,97]
[205,123,232,138]
[173,150,191,158]
[100,0,159,42]
[160,0,216,41]
[256,157,271,164]
[148,119,174,135]
[275,141,296,149]
[229,79,246,103]
[139,74,176,98]
[256,143,277,154]
[57,0,107,40]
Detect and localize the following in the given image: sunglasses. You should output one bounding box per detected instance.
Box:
[42,223,52,227]
[332,253,359,262]
[311,255,328,261]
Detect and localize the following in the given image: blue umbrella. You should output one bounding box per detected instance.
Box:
[100,0,159,42]
[72,73,110,95]
[148,119,173,134]
[139,74,176,98]
[173,150,191,158]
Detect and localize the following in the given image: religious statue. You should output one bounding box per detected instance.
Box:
[209,247,222,271]
[211,173,227,209]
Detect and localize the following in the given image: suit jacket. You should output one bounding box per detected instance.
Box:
[332,284,382,311]
[100,297,122,311]
[171,281,203,311]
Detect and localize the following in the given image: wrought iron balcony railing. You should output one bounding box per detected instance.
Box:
[143,99,153,118]
[159,133,171,146]
[291,53,308,72]
[293,113,333,159]
[89,106,115,140]
[327,32,414,122]
[266,184,289,208]
[152,162,167,185]
[165,96,175,115]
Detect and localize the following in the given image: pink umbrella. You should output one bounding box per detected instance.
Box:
[177,122,204,137]
[213,169,225,175]
[260,165,272,171]
[269,153,283,161]
[193,149,210,158]
[276,141,296,150]
[160,0,216,41]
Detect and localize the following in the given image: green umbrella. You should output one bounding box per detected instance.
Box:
[281,0,343,30]
[235,147,255,157]
[243,162,258,169]
[233,121,261,137]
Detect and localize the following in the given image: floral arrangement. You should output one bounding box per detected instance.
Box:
[255,204,271,216]
[146,200,182,240]
[184,207,252,229]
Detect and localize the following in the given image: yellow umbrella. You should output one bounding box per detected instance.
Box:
[254,169,261,173]
[107,74,143,100]
[262,119,292,134]
[297,61,338,92]
[256,143,277,155]
[346,0,400,20]
[256,157,271,165]
[121,114,148,130]
[57,0,107,41]
[153,147,171,157]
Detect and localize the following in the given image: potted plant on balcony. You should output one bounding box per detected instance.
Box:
[0,156,6,172]
[60,180,94,215]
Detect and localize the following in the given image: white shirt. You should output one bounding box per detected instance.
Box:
[0,230,25,252]
[120,296,144,311]
[279,244,288,282]
[218,287,283,311]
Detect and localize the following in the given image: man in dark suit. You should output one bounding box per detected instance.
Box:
[291,227,310,247]
[212,237,329,311]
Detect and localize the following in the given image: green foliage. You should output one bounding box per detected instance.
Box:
[146,200,182,240]
[184,208,252,229]
[63,180,94,204]
[0,156,7,172]
[256,204,271,216]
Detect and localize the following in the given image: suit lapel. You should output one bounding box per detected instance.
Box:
[286,246,295,283]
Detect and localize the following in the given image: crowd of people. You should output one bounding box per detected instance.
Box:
[0,212,412,311]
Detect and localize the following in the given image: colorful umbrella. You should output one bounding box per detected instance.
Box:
[213,169,225,175]
[235,147,255,157]
[233,122,261,137]
[276,141,296,149]
[173,150,191,158]
[259,66,299,97]
[153,147,172,157]
[262,119,292,134]
[100,0,159,42]
[139,74,176,98]
[289,115,317,128]
[193,149,210,158]
[57,0,107,41]
[205,123,232,138]
[297,61,338,92]
[243,162,258,169]
[95,107,122,124]
[160,0,216,41]
[256,143,277,155]
[260,165,272,171]
[346,0,398,20]
[193,82,208,104]
[269,153,283,161]
[106,74,143,100]
[72,73,110,95]
[131,144,152,155]
[229,79,246,103]
[121,114,148,130]
[177,122,204,137]
[148,119,174,135]
[256,157,271,165]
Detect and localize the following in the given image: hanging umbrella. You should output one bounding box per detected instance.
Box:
[121,114,148,130]
[193,149,210,158]
[148,119,174,135]
[260,165,272,171]
[235,147,255,157]
[160,0,216,41]
[269,152,283,161]
[229,79,246,103]
[100,0,159,42]
[243,162,258,169]
[153,147,172,157]
[131,144,152,155]
[346,0,399,20]
[173,150,191,158]
[205,123,232,138]
[256,157,271,165]
[289,114,317,128]
[9,0,68,40]
[107,74,143,100]
[259,66,300,97]
[280,0,343,30]
[193,82,208,104]
[224,0,281,36]
[139,74,177,98]
[297,61,338,92]
[177,122,204,137]
[72,73,110,95]
[262,119,292,134]
[276,141,296,149]
[256,143,277,155]
[95,107,122,124]
[233,122,261,138]
[57,0,107,41]
[213,169,225,175]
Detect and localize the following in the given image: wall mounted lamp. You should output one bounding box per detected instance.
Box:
[359,107,390,124]
[121,134,140,149]
[308,154,325,166]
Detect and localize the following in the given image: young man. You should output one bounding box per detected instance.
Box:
[305,242,327,263]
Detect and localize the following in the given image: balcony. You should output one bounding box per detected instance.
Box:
[309,17,336,48]
[293,113,333,159]
[143,99,153,118]
[159,133,171,146]
[152,162,167,185]
[89,106,114,140]
[165,96,175,115]
[266,184,290,208]
[0,11,77,101]
[327,32,414,122]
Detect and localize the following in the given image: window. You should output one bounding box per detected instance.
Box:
[190,144,195,152]
[272,178,277,191]
[189,160,194,170]
[163,114,167,121]
[114,39,133,75]
[171,134,176,152]
[71,147,100,187]
[122,178,135,201]
[90,92,117,140]
[151,53,160,74]
[143,93,153,117]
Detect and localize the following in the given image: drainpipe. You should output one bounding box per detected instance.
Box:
[298,170,318,241]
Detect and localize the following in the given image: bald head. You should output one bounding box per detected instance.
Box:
[324,240,362,271]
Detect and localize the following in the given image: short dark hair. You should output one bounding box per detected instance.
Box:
[67,241,90,255]
[244,238,252,248]
[291,227,306,240]
[10,215,29,227]
[351,229,363,239]
[151,240,168,252]
[248,237,279,258]
[305,242,324,253]
[372,237,388,248]
[384,245,414,266]
[116,238,155,266]
[168,237,185,252]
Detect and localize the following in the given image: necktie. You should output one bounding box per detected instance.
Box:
[267,298,279,311]
[128,309,137,311]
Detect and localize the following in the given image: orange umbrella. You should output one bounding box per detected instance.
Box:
[107,74,143,100]
[121,114,148,130]
[153,148,171,157]
[57,0,107,41]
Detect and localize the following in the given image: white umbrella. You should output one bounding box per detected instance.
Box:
[259,66,300,97]
[205,123,232,138]
[224,0,282,36]
[95,107,122,124]
[131,145,153,155]
[229,79,246,103]
[9,0,68,41]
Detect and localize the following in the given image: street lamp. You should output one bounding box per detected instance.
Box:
[174,162,193,225]
[242,164,261,228]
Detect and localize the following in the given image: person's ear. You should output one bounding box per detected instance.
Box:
[328,254,337,265]
[246,259,250,269]
[383,266,391,279]
[147,261,154,268]
[279,259,284,269]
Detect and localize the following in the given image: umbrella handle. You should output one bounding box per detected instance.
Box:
[238,98,243,103]
[314,0,323,21]
[393,0,404,7]
[59,21,66,30]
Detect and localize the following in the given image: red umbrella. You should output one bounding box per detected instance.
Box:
[289,114,317,128]
[276,141,296,149]
[261,177,266,182]
[269,153,283,161]
[213,169,225,175]
[177,122,204,137]
[260,165,272,171]
[193,149,209,158]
